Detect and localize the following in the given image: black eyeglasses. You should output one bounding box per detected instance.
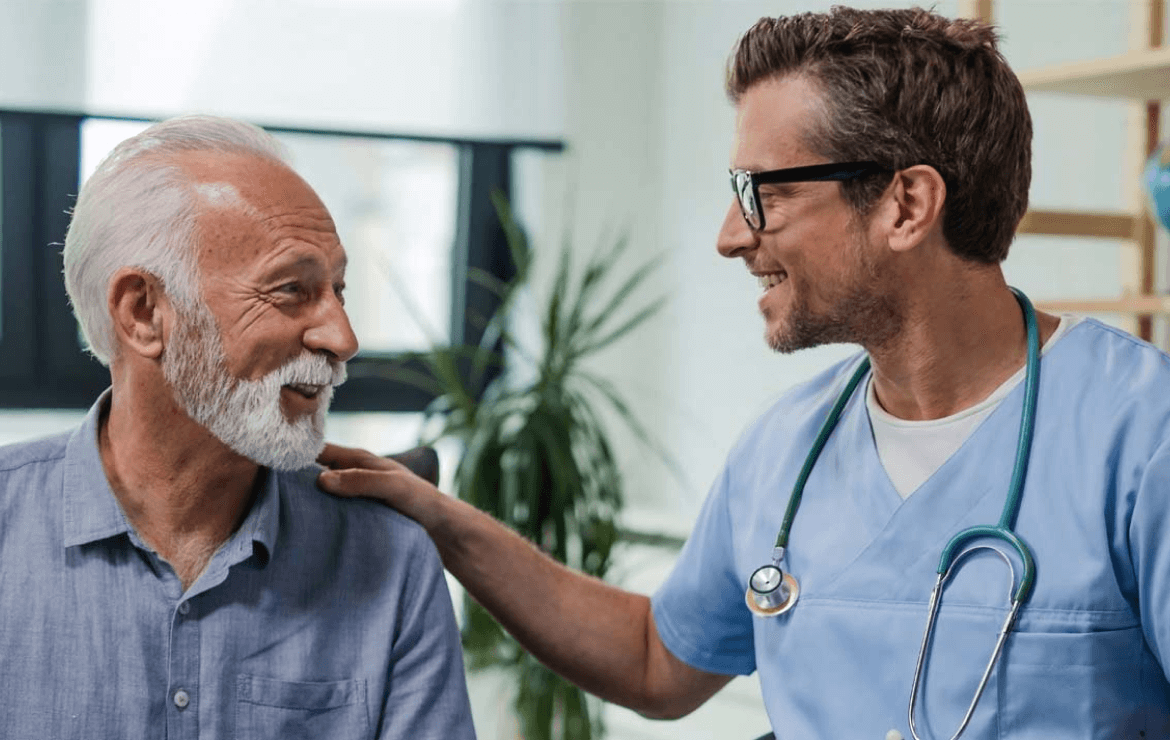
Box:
[729,161,891,231]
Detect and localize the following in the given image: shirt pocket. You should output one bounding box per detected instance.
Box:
[996,624,1164,739]
[236,674,370,740]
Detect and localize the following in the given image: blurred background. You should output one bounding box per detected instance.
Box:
[1,0,1167,738]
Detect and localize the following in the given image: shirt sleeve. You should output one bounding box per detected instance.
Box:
[377,527,477,740]
[651,463,756,676]
[1130,436,1170,679]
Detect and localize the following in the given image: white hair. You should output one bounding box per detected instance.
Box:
[62,114,290,366]
[162,296,346,471]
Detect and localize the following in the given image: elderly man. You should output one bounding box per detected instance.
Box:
[0,116,475,738]
[320,7,1170,740]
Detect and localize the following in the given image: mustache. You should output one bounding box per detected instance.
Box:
[274,352,347,388]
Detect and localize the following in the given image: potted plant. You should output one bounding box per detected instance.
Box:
[399,194,666,740]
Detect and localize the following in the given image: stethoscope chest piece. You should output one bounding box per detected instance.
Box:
[746,564,800,617]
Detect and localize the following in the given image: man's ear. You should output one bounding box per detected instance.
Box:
[883,164,947,254]
[107,267,168,360]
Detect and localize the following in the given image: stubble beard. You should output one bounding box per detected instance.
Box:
[161,299,346,471]
[765,228,902,354]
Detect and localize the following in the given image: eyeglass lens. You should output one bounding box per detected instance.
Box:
[732,172,761,229]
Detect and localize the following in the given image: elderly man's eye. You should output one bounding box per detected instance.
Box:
[277,282,305,297]
[334,282,346,305]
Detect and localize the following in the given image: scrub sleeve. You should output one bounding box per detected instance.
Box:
[651,464,757,677]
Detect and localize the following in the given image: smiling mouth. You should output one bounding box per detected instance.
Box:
[285,383,326,399]
[757,271,788,291]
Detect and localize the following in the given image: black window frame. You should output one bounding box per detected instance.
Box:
[0,110,563,411]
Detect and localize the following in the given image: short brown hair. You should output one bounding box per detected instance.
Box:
[727,7,1031,264]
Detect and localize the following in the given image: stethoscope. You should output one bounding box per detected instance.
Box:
[746,288,1040,740]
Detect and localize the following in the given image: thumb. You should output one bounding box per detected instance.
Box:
[318,466,443,528]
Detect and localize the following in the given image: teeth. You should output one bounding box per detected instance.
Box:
[287,383,322,396]
[757,272,786,290]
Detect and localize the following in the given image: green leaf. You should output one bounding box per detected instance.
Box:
[490,190,532,283]
[543,244,575,359]
[410,193,676,740]
[461,600,514,669]
[466,265,512,301]
[518,658,556,740]
[579,253,662,340]
[578,297,666,356]
[577,370,688,488]
[560,681,592,740]
[560,232,625,348]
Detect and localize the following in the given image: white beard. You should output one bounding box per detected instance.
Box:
[161,300,347,471]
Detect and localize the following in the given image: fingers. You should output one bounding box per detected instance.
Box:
[317,442,395,472]
[317,442,448,529]
[316,442,417,499]
[318,464,441,528]
[318,466,405,498]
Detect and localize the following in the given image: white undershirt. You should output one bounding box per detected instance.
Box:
[867,314,1082,498]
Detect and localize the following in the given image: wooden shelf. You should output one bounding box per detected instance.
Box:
[1014,0,1166,344]
[1036,295,1170,315]
[1017,209,1142,239]
[1018,45,1170,99]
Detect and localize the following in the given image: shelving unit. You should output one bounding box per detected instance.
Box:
[1002,0,1167,337]
[1019,45,1170,99]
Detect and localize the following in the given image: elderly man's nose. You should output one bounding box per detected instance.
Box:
[305,297,359,362]
[716,200,757,259]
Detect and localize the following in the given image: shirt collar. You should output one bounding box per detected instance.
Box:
[62,390,131,547]
[61,389,282,564]
[234,466,281,566]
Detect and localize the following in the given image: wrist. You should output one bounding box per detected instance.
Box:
[414,480,457,536]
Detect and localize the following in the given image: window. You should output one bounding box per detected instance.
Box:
[277,133,458,354]
[0,112,87,407]
[0,110,561,412]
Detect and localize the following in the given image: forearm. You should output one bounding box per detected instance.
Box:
[426,492,661,712]
[317,444,729,718]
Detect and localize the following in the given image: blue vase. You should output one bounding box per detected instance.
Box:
[1145,141,1170,233]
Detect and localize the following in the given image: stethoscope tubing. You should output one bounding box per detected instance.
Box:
[907,288,1041,740]
[748,288,1043,740]
[910,562,1023,740]
[933,287,1040,601]
[768,288,1039,571]
[773,356,871,552]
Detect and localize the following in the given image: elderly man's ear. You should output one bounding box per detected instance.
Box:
[108,267,169,361]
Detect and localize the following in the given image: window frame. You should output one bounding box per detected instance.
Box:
[0,109,563,411]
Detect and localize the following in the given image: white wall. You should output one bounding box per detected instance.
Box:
[81,0,566,139]
[0,0,87,110]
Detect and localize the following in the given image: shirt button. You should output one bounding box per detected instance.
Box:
[885,730,904,740]
[178,601,190,615]
[173,689,190,710]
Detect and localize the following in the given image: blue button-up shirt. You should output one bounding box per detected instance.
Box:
[0,393,475,739]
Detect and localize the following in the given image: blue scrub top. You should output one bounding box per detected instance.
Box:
[652,319,1170,739]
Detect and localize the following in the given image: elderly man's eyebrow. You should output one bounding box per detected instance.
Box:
[270,252,348,278]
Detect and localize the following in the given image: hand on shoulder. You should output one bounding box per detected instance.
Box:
[317,443,444,530]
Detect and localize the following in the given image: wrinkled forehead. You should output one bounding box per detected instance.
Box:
[173,151,344,273]
[175,150,329,218]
